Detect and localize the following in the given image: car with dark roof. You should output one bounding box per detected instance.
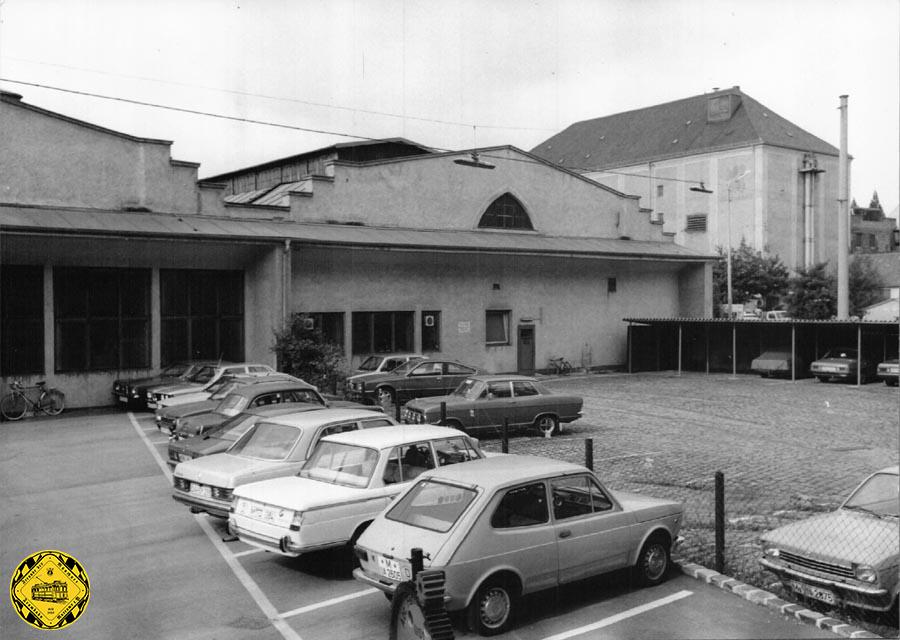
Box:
[146,362,276,409]
[348,358,480,406]
[113,361,217,409]
[403,374,583,437]
[345,353,425,403]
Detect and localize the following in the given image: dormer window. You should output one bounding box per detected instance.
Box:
[478,193,534,230]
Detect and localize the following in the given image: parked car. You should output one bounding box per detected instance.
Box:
[168,379,352,440]
[156,374,302,435]
[113,361,216,409]
[172,408,396,517]
[345,353,425,403]
[876,359,899,386]
[759,466,899,614]
[402,374,583,437]
[763,310,791,321]
[750,350,805,378]
[146,362,276,409]
[167,404,344,469]
[348,358,480,406]
[353,454,684,636]
[228,425,487,559]
[809,348,877,383]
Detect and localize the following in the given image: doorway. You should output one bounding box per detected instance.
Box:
[517,325,535,375]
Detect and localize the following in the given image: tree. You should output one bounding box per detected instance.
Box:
[849,254,884,317]
[271,313,348,394]
[712,240,790,315]
[786,263,835,319]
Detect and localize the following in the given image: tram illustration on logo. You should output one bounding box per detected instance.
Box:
[9,550,90,630]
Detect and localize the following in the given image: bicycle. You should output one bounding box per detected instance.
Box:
[548,356,573,375]
[1,380,66,420]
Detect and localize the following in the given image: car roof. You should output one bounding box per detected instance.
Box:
[422,454,586,490]
[875,465,899,475]
[226,380,317,397]
[259,407,389,427]
[366,353,423,358]
[320,424,465,447]
[241,404,323,418]
[466,374,539,383]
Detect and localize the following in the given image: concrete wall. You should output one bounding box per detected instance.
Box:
[292,247,687,373]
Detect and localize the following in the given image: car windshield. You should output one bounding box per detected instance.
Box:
[188,366,217,383]
[386,479,477,532]
[229,422,301,460]
[216,394,250,417]
[299,442,378,488]
[824,349,857,359]
[208,378,242,400]
[358,356,382,371]
[451,379,484,400]
[843,472,899,517]
[163,363,191,377]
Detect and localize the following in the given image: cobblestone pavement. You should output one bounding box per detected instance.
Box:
[473,371,898,637]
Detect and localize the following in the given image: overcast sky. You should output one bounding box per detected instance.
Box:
[2,0,897,215]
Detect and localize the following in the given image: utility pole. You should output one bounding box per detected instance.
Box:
[837,95,849,319]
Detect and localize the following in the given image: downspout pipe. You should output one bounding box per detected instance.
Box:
[282,239,292,330]
[837,95,849,319]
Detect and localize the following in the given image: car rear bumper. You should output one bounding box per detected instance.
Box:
[171,490,230,518]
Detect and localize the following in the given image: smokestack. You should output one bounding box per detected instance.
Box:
[837,95,849,319]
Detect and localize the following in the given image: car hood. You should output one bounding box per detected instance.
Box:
[405,395,457,411]
[161,400,220,419]
[612,490,683,522]
[153,382,205,395]
[178,435,233,457]
[812,357,857,366]
[761,510,899,567]
[174,454,283,487]
[233,476,368,510]
[117,374,169,386]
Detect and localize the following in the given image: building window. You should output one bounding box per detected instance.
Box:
[685,214,708,232]
[304,312,345,347]
[478,193,534,230]
[352,311,414,355]
[160,270,244,365]
[485,310,511,346]
[868,234,878,251]
[607,277,617,294]
[852,232,863,250]
[1,265,44,375]
[54,267,150,372]
[421,311,441,352]
[656,184,664,197]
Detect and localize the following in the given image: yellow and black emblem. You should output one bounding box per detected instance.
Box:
[9,550,90,630]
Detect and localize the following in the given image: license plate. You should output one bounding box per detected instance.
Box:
[817,366,836,373]
[190,484,211,498]
[789,580,836,605]
[377,555,404,581]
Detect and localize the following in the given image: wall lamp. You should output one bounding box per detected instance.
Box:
[690,182,713,194]
[453,151,495,170]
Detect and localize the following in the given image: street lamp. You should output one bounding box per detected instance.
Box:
[725,170,750,318]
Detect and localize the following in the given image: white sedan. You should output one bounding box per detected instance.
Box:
[228,425,486,559]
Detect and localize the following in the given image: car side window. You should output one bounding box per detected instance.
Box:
[383,443,435,485]
[409,363,438,376]
[512,381,540,397]
[550,475,613,520]
[487,381,511,399]
[433,437,479,466]
[384,358,403,371]
[251,392,281,407]
[320,422,358,438]
[247,366,270,374]
[284,389,322,404]
[446,363,474,375]
[491,482,549,528]
[360,418,394,428]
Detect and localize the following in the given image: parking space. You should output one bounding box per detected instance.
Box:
[2,372,894,639]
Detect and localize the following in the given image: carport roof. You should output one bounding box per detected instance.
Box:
[0,205,714,261]
[624,317,900,326]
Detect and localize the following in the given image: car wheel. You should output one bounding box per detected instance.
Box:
[466,576,518,636]
[377,387,396,407]
[633,535,670,587]
[443,418,464,432]
[534,414,559,437]
[816,376,828,383]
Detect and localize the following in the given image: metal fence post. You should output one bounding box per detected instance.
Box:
[502,419,509,453]
[439,401,446,426]
[584,438,593,470]
[410,547,424,579]
[715,471,725,574]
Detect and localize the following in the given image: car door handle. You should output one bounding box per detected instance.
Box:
[558,530,572,539]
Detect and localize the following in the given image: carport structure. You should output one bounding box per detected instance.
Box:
[625,318,899,384]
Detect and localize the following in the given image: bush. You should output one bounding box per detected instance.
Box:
[272,313,348,394]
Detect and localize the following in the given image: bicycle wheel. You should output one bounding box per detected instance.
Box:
[1,393,28,420]
[41,390,66,416]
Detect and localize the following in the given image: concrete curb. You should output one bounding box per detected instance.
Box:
[677,562,884,638]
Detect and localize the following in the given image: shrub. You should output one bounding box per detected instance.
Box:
[272,313,348,394]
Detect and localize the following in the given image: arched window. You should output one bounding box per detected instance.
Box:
[478,193,533,230]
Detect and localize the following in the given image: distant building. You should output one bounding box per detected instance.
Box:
[532,87,844,272]
[851,192,898,254]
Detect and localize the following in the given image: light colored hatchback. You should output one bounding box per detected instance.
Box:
[228,425,486,559]
[353,455,684,636]
[172,408,396,517]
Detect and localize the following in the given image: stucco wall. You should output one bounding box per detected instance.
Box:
[292,247,686,373]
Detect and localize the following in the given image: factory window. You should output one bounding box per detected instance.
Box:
[657,184,664,197]
[54,267,150,371]
[160,270,244,365]
[478,193,534,230]
[302,312,345,347]
[1,265,44,375]
[352,311,414,355]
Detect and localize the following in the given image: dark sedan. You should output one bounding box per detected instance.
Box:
[347,358,479,406]
[113,361,216,409]
[403,374,583,437]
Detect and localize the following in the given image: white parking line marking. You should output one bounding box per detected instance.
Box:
[127,412,303,640]
[232,548,266,558]
[540,590,693,640]
[279,588,380,620]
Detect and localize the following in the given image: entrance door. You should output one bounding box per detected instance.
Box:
[517,325,535,375]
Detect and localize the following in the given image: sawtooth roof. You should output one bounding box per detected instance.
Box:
[531,87,840,171]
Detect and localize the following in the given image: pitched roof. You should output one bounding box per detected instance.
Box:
[531,87,839,171]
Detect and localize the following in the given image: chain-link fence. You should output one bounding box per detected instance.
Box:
[476,432,898,636]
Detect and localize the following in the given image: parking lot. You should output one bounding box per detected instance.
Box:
[2,372,896,639]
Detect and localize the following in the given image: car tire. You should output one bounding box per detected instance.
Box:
[466,576,518,636]
[633,534,670,587]
[534,414,559,437]
[816,376,828,383]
